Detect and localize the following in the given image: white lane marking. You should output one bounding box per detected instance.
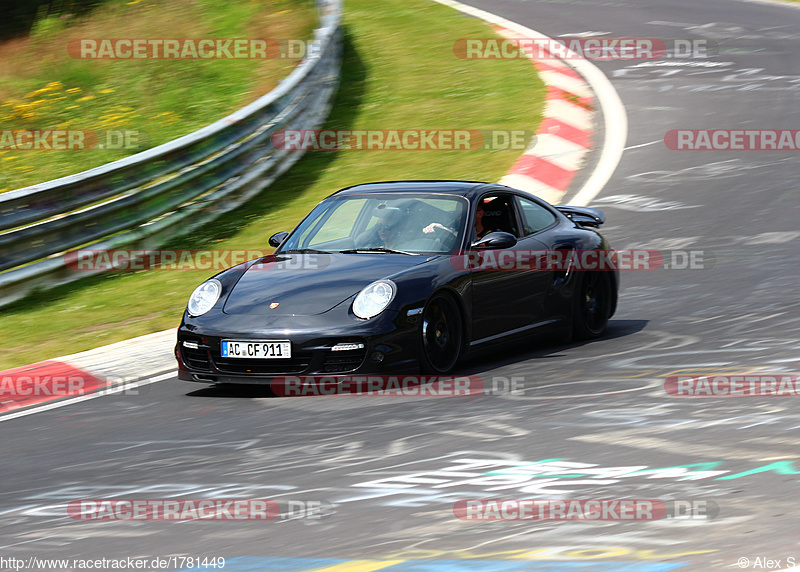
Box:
[732,0,800,12]
[428,0,628,207]
[507,378,661,401]
[745,231,800,244]
[557,31,611,38]
[591,194,698,212]
[0,535,61,550]
[645,21,695,27]
[627,159,751,182]
[0,371,176,423]
[623,139,661,150]
[570,430,796,461]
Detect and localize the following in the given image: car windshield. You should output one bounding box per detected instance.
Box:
[279,193,469,255]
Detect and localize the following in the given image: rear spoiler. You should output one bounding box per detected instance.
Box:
[554,205,606,228]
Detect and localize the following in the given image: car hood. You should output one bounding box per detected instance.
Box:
[222,253,433,315]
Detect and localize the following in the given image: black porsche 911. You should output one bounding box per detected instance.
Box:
[176,181,618,383]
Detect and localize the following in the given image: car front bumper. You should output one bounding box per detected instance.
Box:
[175,308,422,384]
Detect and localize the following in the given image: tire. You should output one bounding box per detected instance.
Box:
[420,293,463,373]
[572,271,614,340]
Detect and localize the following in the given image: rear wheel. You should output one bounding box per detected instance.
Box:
[572,272,613,340]
[420,294,463,373]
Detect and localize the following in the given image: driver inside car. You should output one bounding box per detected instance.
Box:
[473,202,489,239]
[355,206,404,249]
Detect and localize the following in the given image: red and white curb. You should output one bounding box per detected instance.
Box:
[0,329,176,421]
[495,27,595,204]
[432,0,627,207]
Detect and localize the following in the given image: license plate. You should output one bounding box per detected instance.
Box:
[221,340,291,359]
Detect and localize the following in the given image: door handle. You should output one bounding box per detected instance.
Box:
[552,247,576,288]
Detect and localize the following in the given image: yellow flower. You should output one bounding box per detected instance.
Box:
[66,87,82,94]
[24,88,50,98]
[66,105,79,110]
[99,88,115,94]
[77,95,95,102]
[45,81,63,91]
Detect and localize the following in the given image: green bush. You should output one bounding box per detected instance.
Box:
[0,0,105,41]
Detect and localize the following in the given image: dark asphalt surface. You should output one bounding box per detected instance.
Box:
[4,0,800,570]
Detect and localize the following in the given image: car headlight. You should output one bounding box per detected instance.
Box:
[187,279,222,316]
[353,280,396,319]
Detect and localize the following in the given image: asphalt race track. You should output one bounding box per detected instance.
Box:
[4,0,800,570]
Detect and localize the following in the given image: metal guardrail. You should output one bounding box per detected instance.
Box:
[0,0,342,308]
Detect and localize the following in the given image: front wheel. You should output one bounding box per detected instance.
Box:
[572,272,614,340]
[420,294,463,373]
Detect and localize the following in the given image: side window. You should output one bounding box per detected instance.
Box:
[476,194,521,238]
[516,196,557,236]
[305,199,367,246]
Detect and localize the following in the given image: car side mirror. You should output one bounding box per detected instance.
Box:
[471,231,517,250]
[269,231,289,248]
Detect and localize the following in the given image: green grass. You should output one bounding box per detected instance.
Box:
[0,0,547,370]
[0,0,316,191]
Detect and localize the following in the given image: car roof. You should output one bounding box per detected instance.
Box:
[331,180,495,199]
